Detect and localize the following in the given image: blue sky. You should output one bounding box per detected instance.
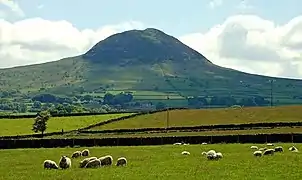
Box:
[9,0,302,35]
[0,0,301,78]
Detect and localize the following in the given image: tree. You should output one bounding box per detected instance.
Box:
[32,111,50,136]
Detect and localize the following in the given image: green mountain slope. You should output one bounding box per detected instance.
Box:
[0,28,302,106]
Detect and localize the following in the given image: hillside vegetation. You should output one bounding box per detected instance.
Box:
[89,106,302,130]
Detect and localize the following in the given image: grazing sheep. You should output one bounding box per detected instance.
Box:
[116,157,127,166]
[84,159,101,168]
[206,150,216,156]
[289,146,299,152]
[263,149,275,156]
[99,155,113,166]
[274,146,283,152]
[79,157,98,168]
[59,156,71,169]
[259,147,267,151]
[71,151,82,158]
[253,150,262,157]
[250,146,258,150]
[173,143,182,145]
[43,160,59,169]
[81,149,90,156]
[202,142,207,145]
[181,151,190,155]
[267,143,274,146]
[207,153,217,160]
[183,143,190,145]
[216,152,223,159]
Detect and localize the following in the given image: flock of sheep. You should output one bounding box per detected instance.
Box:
[43,148,127,170]
[251,143,299,157]
[174,142,299,160]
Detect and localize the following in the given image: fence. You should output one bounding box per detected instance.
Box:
[0,133,301,149]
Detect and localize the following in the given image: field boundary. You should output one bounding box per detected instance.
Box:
[83,121,302,133]
[0,133,300,149]
[0,108,187,139]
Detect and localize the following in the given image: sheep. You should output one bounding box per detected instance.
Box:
[181,151,190,155]
[84,159,101,168]
[259,147,267,151]
[274,146,283,152]
[173,143,182,145]
[116,157,127,166]
[81,149,90,156]
[250,146,258,150]
[59,156,71,169]
[289,146,299,152]
[71,151,82,158]
[206,150,216,156]
[207,153,218,160]
[183,143,190,146]
[43,160,59,169]
[202,142,207,145]
[99,155,113,166]
[216,152,223,159]
[263,149,274,156]
[253,150,262,157]
[79,157,98,168]
[267,143,274,146]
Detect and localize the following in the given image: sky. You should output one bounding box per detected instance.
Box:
[0,0,301,79]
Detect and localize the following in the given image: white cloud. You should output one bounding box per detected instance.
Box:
[0,0,24,17]
[0,14,301,79]
[208,0,223,9]
[179,15,302,79]
[0,18,146,68]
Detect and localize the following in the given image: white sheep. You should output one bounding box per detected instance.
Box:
[289,146,299,152]
[173,143,182,145]
[263,149,274,156]
[253,150,262,157]
[259,147,267,151]
[79,157,98,168]
[206,150,217,160]
[274,146,283,152]
[181,151,190,155]
[43,160,59,169]
[81,149,90,156]
[59,156,71,169]
[116,157,127,166]
[202,142,207,145]
[267,143,274,146]
[216,152,223,159]
[206,150,216,156]
[71,151,82,158]
[99,155,113,166]
[250,146,258,150]
[84,159,101,168]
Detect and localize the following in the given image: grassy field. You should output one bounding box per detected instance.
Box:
[42,126,302,139]
[0,113,133,136]
[89,106,302,130]
[0,144,301,180]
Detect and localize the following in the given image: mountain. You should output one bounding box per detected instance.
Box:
[0,28,302,107]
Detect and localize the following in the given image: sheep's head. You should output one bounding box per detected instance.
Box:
[61,156,67,162]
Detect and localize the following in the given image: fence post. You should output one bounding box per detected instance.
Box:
[265,134,268,143]
[291,134,294,143]
[210,136,213,144]
[237,135,240,143]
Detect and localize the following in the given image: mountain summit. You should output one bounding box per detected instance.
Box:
[0,28,302,107]
[82,28,211,65]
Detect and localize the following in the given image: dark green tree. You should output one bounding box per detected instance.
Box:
[32,111,50,136]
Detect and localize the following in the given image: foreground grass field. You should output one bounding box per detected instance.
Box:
[90,106,302,130]
[0,144,301,180]
[0,113,133,136]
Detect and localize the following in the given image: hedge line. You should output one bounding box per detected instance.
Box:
[0,133,300,149]
[81,121,302,134]
[0,107,187,119]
